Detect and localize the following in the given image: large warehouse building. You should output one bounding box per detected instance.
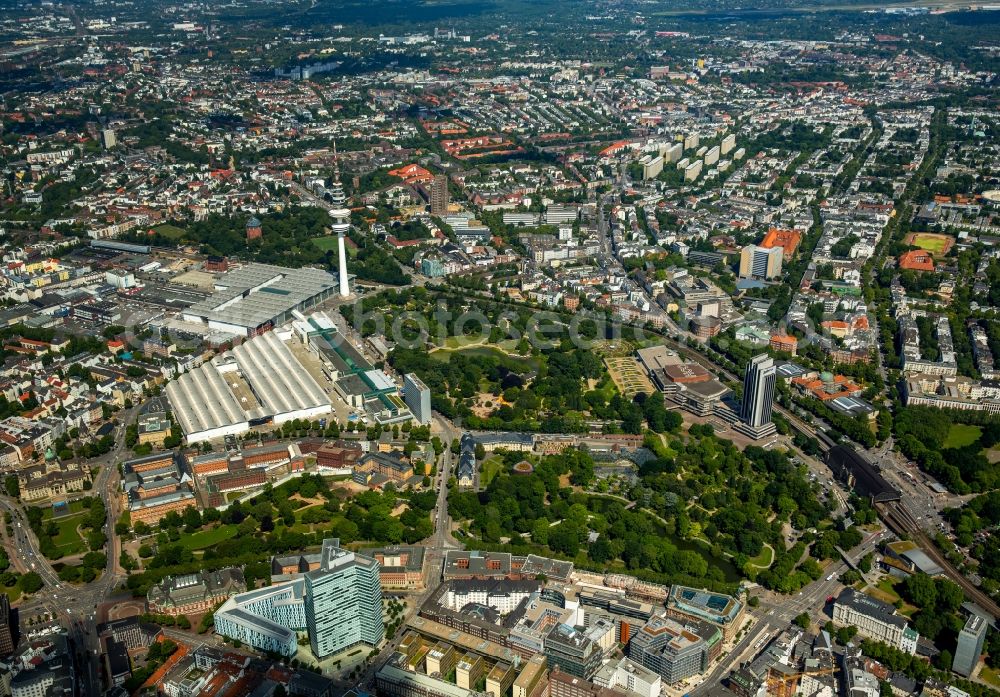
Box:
[182,263,339,337]
[163,361,249,444]
[166,331,331,444]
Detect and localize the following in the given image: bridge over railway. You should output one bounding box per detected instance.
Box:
[778,418,1000,620]
[426,290,998,622]
[877,498,1000,619]
[815,443,1000,620]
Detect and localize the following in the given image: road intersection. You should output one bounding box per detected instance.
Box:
[0,368,974,697]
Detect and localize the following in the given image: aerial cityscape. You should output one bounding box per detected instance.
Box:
[0,0,998,696]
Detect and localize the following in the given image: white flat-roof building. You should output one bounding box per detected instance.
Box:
[164,363,249,444]
[182,263,339,337]
[594,656,662,697]
[165,331,331,444]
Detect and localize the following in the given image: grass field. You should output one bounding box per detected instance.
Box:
[151,223,186,240]
[310,235,359,257]
[430,344,539,371]
[874,577,901,603]
[39,501,89,557]
[3,585,20,604]
[43,500,86,520]
[905,232,953,255]
[50,514,87,556]
[179,525,238,551]
[869,578,919,616]
[944,423,982,449]
[310,235,340,252]
[589,374,618,402]
[443,335,487,349]
[481,457,504,487]
[981,665,1000,688]
[747,544,774,569]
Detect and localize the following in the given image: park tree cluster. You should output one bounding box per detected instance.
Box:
[449,430,848,595]
[125,474,435,597]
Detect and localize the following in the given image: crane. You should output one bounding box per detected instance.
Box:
[766,666,837,697]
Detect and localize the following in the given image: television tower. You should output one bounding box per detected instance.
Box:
[329,143,351,298]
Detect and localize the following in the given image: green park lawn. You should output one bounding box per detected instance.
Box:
[310,235,340,252]
[310,235,358,257]
[151,223,186,240]
[481,458,504,487]
[944,423,982,449]
[870,577,919,617]
[874,577,901,603]
[35,501,90,557]
[430,345,540,372]
[980,665,1000,688]
[747,545,774,569]
[49,514,87,556]
[590,375,618,401]
[41,500,86,520]
[443,335,487,349]
[179,525,239,551]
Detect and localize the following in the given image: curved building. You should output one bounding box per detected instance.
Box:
[214,539,384,659]
[214,581,306,657]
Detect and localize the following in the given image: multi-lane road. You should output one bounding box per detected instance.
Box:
[2,404,140,696]
[2,493,106,697]
[0,497,60,587]
[349,412,464,693]
[689,529,888,696]
[0,317,981,697]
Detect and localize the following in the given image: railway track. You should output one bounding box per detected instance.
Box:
[877,500,1000,619]
[425,287,999,616]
